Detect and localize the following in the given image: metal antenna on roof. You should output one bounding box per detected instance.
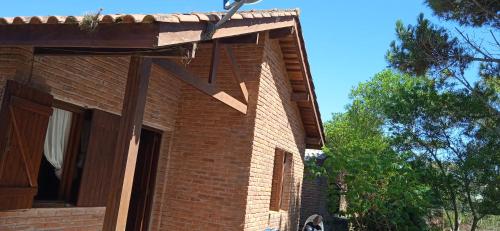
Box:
[204,0,263,39]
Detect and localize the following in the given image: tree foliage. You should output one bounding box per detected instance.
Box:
[314,2,499,231]
[311,99,431,231]
[425,0,500,28]
[384,2,499,229]
[352,70,500,231]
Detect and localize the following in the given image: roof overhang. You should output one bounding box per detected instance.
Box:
[0,10,325,149]
[0,12,295,48]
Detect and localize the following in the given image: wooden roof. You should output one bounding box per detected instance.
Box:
[0,9,325,149]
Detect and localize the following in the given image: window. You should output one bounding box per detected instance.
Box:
[269,149,293,211]
[0,81,161,215]
[34,101,90,207]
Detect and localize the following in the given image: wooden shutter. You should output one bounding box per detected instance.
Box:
[269,149,286,211]
[0,80,53,210]
[77,109,120,207]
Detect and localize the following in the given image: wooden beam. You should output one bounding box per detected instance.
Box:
[158,16,296,46]
[0,17,295,48]
[152,58,247,114]
[291,92,309,102]
[218,33,259,45]
[208,40,220,84]
[0,23,159,48]
[293,23,325,147]
[103,56,152,231]
[306,137,322,147]
[33,43,197,58]
[224,45,249,103]
[269,26,295,39]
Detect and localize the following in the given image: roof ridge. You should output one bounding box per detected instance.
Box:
[0,8,300,25]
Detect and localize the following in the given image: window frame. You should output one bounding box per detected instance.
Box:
[34,100,85,205]
[269,148,293,212]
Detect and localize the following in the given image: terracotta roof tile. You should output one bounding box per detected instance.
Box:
[174,14,200,22]
[0,9,299,25]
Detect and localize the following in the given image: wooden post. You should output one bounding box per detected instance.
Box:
[208,40,220,84]
[103,56,152,231]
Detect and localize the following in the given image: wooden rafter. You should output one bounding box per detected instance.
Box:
[0,17,295,48]
[33,43,197,58]
[208,40,220,84]
[158,17,295,46]
[269,27,295,39]
[153,59,247,114]
[291,92,309,102]
[217,33,260,45]
[224,45,249,103]
[292,24,325,147]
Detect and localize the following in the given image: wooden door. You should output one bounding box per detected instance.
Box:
[77,109,120,206]
[0,80,53,210]
[126,129,161,231]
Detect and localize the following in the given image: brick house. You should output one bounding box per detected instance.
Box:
[0,9,324,231]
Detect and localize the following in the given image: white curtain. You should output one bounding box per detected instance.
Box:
[43,108,73,179]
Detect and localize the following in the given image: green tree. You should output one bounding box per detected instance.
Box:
[385,2,499,230]
[312,101,430,231]
[351,70,500,231]
[425,0,499,28]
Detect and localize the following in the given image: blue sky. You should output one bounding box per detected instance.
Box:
[1,0,441,121]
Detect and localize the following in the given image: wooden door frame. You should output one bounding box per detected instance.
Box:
[126,127,162,231]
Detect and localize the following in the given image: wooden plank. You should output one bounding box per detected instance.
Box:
[292,24,325,147]
[208,40,220,84]
[153,58,247,114]
[77,110,121,207]
[0,80,53,210]
[306,137,322,149]
[158,17,296,46]
[291,92,310,102]
[0,24,160,48]
[103,56,152,231]
[270,149,286,211]
[10,96,52,116]
[1,17,294,48]
[8,107,35,187]
[34,43,197,58]
[269,26,295,39]
[218,33,259,44]
[58,109,83,200]
[224,45,249,103]
[0,186,37,195]
[287,71,303,81]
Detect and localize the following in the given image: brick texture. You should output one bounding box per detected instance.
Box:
[0,207,105,231]
[0,36,309,231]
[243,38,306,231]
[158,42,262,231]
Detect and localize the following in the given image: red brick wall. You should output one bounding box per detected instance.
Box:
[244,38,307,231]
[158,42,263,230]
[0,38,309,231]
[0,207,105,231]
[0,47,183,231]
